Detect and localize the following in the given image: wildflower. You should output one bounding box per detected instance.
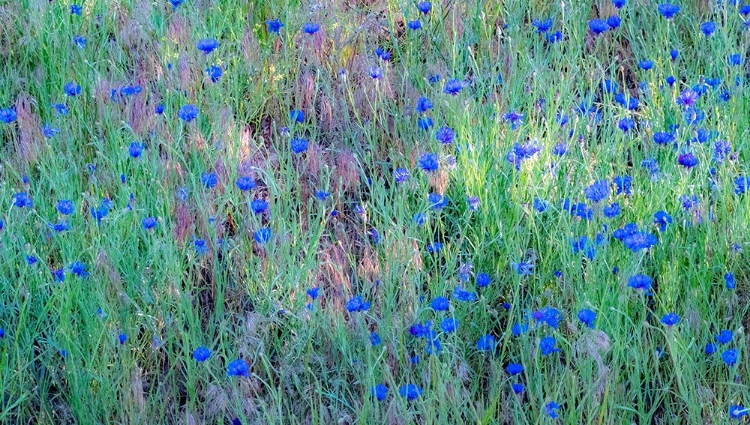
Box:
[142,217,157,230]
[705,343,717,355]
[129,142,145,158]
[728,54,742,66]
[194,239,209,255]
[69,261,88,278]
[415,97,433,113]
[367,228,380,244]
[253,228,272,243]
[315,190,330,200]
[507,363,524,375]
[512,261,534,276]
[169,0,183,9]
[661,313,679,327]
[603,203,621,218]
[443,79,464,96]
[578,309,597,328]
[399,384,422,400]
[467,196,480,211]
[193,347,211,362]
[722,349,738,366]
[639,60,654,70]
[71,4,82,14]
[477,273,491,288]
[512,323,529,336]
[545,401,561,419]
[201,172,218,189]
[589,19,609,35]
[476,334,497,351]
[302,23,320,34]
[725,272,736,289]
[370,332,381,347]
[653,131,676,145]
[623,231,658,252]
[290,138,308,154]
[12,192,32,208]
[653,211,672,231]
[512,383,525,394]
[532,18,553,34]
[236,176,256,191]
[372,384,388,401]
[408,20,422,30]
[678,153,698,168]
[700,21,716,36]
[435,126,455,144]
[418,116,434,130]
[618,118,635,132]
[440,318,458,333]
[206,65,223,83]
[506,140,541,170]
[26,255,38,265]
[730,405,749,419]
[64,82,81,97]
[289,109,304,123]
[452,287,476,302]
[658,3,680,19]
[410,321,434,339]
[419,153,439,172]
[677,89,699,108]
[428,193,447,210]
[369,67,382,79]
[196,38,219,54]
[716,330,733,344]
[735,177,749,195]
[532,307,562,329]
[431,296,449,311]
[607,15,622,29]
[613,0,626,7]
[547,31,564,43]
[73,35,86,48]
[666,76,676,86]
[539,336,560,356]
[155,104,164,115]
[346,296,370,312]
[118,333,127,345]
[266,19,283,34]
[227,359,250,377]
[628,274,653,295]
[504,110,524,129]
[417,1,431,13]
[178,104,199,122]
[584,180,610,203]
[412,212,425,226]
[375,47,390,60]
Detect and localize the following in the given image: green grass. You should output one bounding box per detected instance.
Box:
[1,0,750,423]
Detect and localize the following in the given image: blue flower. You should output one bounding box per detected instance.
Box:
[584,180,610,203]
[677,89,698,108]
[415,96,433,113]
[504,110,524,129]
[653,131,676,145]
[367,228,380,245]
[540,336,559,356]
[725,272,736,289]
[670,49,679,60]
[653,211,672,231]
[410,321,434,339]
[658,3,680,19]
[443,79,464,96]
[476,334,497,351]
[155,104,165,115]
[678,153,698,168]
[589,19,609,35]
[178,104,199,122]
[618,118,635,132]
[399,384,422,400]
[431,296,450,311]
[236,176,256,191]
[722,348,738,366]
[375,47,391,60]
[315,190,330,200]
[412,212,425,226]
[666,76,676,86]
[266,19,283,34]
[613,0,626,7]
[440,318,458,333]
[196,38,219,54]
[408,20,422,30]
[545,401,561,419]
[507,363,524,375]
[369,67,382,79]
[728,54,742,66]
[120,85,142,97]
[303,23,320,34]
[639,60,654,70]
[418,116,433,130]
[419,153,439,172]
[55,200,74,216]
[467,196,480,211]
[346,296,370,312]
[578,309,597,328]
[452,287,476,302]
[417,1,431,13]
[70,4,82,14]
[506,140,541,170]
[532,18,553,34]
[169,0,183,9]
[118,333,127,345]
[660,313,679,327]
[476,273,491,288]
[436,126,455,144]
[512,323,529,336]
[428,193,448,210]
[69,261,88,278]
[715,330,733,344]
[603,203,621,218]
[532,307,562,329]
[628,274,653,295]
[512,261,534,276]
[128,141,145,158]
[201,172,218,189]
[730,405,749,419]
[393,167,410,184]
[735,177,749,195]
[194,239,209,255]
[290,138,308,154]
[253,228,272,243]
[73,35,87,48]
[206,65,223,83]
[64,82,81,97]
[623,231,658,252]
[142,217,157,230]
[193,347,211,362]
[12,192,32,208]
[547,31,563,43]
[289,109,305,123]
[607,15,622,29]
[227,359,250,377]
[370,332,381,346]
[372,384,388,401]
[705,343,717,355]
[26,255,38,265]
[700,21,716,36]
[512,383,524,394]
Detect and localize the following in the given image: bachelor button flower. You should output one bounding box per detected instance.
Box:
[512,261,534,276]
[653,131,676,145]
[120,85,142,97]
[194,239,209,255]
[417,1,431,13]
[678,153,698,168]
[12,192,32,208]
[607,15,622,29]
[428,193,447,210]
[613,0,626,7]
[440,318,458,333]
[725,272,736,289]
[370,332,381,346]
[236,176,256,191]
[589,19,609,35]
[193,347,211,362]
[70,4,82,14]
[69,261,88,278]
[196,38,219,54]
[730,405,749,419]
[653,211,672,231]
[506,140,541,170]
[504,110,524,129]
[372,384,388,401]
[393,167,410,184]
[289,109,304,123]
[603,203,621,218]
[512,383,524,394]
[375,47,390,61]
[290,138,308,154]
[705,343,718,355]
[716,330,733,344]
[178,105,199,122]
[73,35,86,49]
[532,18,553,33]
[346,296,370,312]
[639,60,654,70]
[399,384,422,400]
[512,323,529,336]
[540,336,559,356]
[476,273,491,288]
[735,177,749,195]
[266,18,283,34]
[476,334,497,351]
[418,116,434,130]
[142,217,157,230]
[129,142,145,158]
[728,54,742,66]
[369,66,382,79]
[431,296,449,311]
[584,180,610,203]
[618,118,635,133]
[412,212,425,226]
[700,21,716,36]
[545,402,561,419]
[623,231,658,252]
[56,200,74,216]
[578,309,597,328]
[452,287,476,302]
[436,126,455,144]
[419,153,439,172]
[722,348,738,366]
[302,23,320,34]
[64,82,81,97]
[206,65,223,83]
[666,76,676,86]
[253,228,272,243]
[415,96,433,113]
[658,3,680,19]
[628,275,653,295]
[507,363,524,376]
[201,172,218,189]
[315,190,330,200]
[677,89,698,108]
[0,108,17,124]
[443,79,464,96]
[118,333,127,345]
[661,313,679,327]
[169,0,183,9]
[408,20,422,30]
[533,307,563,329]
[155,104,164,115]
[227,359,250,377]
